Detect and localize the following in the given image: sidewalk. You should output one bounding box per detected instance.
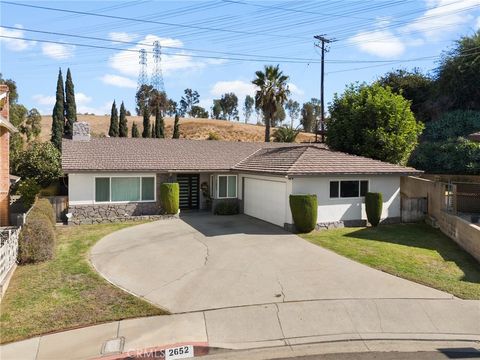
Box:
[1,298,479,360]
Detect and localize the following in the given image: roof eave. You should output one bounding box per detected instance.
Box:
[0,116,18,133]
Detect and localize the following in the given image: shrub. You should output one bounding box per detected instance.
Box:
[29,198,55,226]
[160,183,179,214]
[17,178,40,208]
[207,131,220,140]
[289,194,317,233]
[214,201,239,215]
[272,126,300,142]
[18,199,56,264]
[365,192,383,227]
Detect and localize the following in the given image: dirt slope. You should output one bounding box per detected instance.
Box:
[39,115,315,143]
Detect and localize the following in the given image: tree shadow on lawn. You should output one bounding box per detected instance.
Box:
[343,223,480,284]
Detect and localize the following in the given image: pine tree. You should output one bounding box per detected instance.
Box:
[155,106,164,138]
[131,122,139,137]
[64,68,77,138]
[108,100,119,137]
[172,113,180,139]
[118,101,128,137]
[142,107,150,138]
[51,68,65,151]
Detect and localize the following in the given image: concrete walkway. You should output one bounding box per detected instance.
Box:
[90,214,451,313]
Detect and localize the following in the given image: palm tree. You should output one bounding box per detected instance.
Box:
[252,65,290,142]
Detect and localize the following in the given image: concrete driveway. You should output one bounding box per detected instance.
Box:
[91,213,452,313]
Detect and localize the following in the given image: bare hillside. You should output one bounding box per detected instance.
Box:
[39,115,315,143]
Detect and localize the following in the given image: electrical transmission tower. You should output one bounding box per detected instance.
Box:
[138,48,148,89]
[152,40,165,93]
[314,34,336,143]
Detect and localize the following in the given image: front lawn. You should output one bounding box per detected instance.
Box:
[301,223,480,299]
[0,222,166,344]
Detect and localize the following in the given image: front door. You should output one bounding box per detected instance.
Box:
[177,174,199,210]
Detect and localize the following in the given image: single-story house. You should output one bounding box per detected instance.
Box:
[62,122,421,228]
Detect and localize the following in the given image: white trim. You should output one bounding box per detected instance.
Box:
[329,179,369,199]
[217,174,237,199]
[93,175,156,204]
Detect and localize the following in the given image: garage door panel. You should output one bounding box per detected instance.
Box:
[244,177,286,227]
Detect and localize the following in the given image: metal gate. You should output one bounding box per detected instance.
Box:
[177,174,199,210]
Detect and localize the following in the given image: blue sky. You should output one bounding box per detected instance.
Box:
[1,0,479,125]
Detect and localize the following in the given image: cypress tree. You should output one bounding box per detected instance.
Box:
[64,68,77,138]
[151,123,155,138]
[51,68,65,151]
[118,101,128,137]
[172,113,180,139]
[155,106,164,138]
[108,100,119,137]
[131,122,139,137]
[142,107,150,138]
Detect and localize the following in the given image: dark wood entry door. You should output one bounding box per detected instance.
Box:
[177,174,199,210]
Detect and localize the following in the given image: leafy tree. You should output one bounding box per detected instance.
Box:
[422,110,480,141]
[166,99,177,117]
[20,108,42,141]
[378,68,434,121]
[219,93,239,120]
[172,113,180,139]
[252,65,290,142]
[155,106,165,138]
[211,99,223,119]
[327,83,424,165]
[190,105,209,118]
[64,68,77,137]
[272,126,299,142]
[12,141,62,187]
[9,103,27,127]
[179,88,200,117]
[9,133,24,171]
[285,99,300,128]
[135,84,168,115]
[243,95,254,123]
[436,31,480,111]
[118,101,128,137]
[0,73,18,104]
[300,102,315,132]
[51,69,65,151]
[108,100,119,137]
[142,107,150,138]
[273,102,286,126]
[131,122,139,138]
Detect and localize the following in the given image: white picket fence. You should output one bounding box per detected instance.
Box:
[0,227,20,285]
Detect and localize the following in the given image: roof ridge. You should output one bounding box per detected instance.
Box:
[231,147,265,169]
[286,145,312,173]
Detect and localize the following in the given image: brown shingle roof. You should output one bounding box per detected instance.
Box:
[62,138,420,175]
[233,145,421,176]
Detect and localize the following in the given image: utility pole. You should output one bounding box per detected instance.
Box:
[314,35,335,143]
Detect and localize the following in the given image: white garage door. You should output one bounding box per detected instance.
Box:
[243,177,287,227]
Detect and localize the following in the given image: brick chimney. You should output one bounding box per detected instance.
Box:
[0,84,11,226]
[72,122,91,141]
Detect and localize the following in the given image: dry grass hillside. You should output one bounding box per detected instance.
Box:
[39,115,315,143]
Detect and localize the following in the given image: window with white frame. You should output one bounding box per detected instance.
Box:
[95,176,155,203]
[217,175,237,198]
[329,180,368,198]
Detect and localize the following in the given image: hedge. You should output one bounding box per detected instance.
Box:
[160,183,179,214]
[289,194,317,233]
[365,192,383,227]
[18,199,56,264]
[214,201,239,215]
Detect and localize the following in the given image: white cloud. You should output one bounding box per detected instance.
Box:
[402,0,478,39]
[41,42,75,60]
[101,74,137,88]
[210,80,256,100]
[349,30,406,57]
[108,32,139,43]
[75,93,111,115]
[288,83,304,96]
[32,94,56,106]
[476,16,480,29]
[0,25,36,51]
[109,34,215,78]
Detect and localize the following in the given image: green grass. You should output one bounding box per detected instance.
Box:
[301,223,480,299]
[0,222,166,344]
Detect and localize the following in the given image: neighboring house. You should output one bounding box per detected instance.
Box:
[0,84,17,227]
[62,122,420,228]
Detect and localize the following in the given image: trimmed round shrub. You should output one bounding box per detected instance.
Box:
[30,198,55,226]
[289,194,317,233]
[365,192,383,227]
[17,178,40,209]
[18,214,55,264]
[160,183,179,214]
[214,201,239,215]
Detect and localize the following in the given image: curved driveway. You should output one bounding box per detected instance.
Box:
[91,214,451,313]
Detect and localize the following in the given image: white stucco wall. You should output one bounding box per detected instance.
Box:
[68,172,157,205]
[291,175,401,223]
